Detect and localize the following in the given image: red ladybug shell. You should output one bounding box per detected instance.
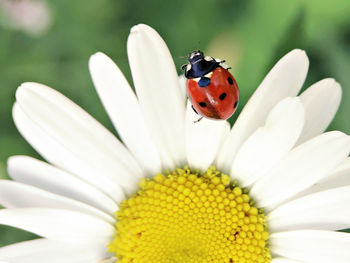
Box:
[187,67,239,120]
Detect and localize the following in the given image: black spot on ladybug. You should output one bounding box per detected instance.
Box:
[234,101,238,108]
[191,105,198,114]
[199,102,207,107]
[219,92,227,100]
[198,77,211,87]
[227,77,233,85]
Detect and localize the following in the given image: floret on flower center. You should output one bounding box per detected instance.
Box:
[109,166,271,263]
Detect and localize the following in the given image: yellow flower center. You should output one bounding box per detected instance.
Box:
[109,166,271,263]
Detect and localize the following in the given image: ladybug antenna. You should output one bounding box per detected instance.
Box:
[198,40,201,51]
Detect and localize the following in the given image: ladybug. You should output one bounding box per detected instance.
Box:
[182,50,239,121]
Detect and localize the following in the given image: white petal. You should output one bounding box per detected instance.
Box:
[270,230,350,263]
[231,97,305,186]
[89,52,161,175]
[12,103,125,203]
[0,239,110,263]
[269,185,350,231]
[295,157,350,198]
[0,180,114,223]
[0,208,114,244]
[250,131,350,208]
[220,121,231,146]
[8,155,118,215]
[297,78,342,144]
[98,258,118,263]
[15,82,143,193]
[127,24,186,169]
[216,49,309,172]
[186,101,230,171]
[272,258,306,263]
[317,156,350,185]
[178,75,187,102]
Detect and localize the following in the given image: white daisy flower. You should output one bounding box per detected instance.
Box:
[0,24,349,263]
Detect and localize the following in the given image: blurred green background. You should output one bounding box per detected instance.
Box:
[0,0,349,247]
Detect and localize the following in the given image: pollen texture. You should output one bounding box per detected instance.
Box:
[109,166,271,263]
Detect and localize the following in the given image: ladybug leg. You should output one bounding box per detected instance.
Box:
[194,117,203,123]
[191,105,203,123]
[217,59,226,63]
[217,59,231,70]
[191,105,199,115]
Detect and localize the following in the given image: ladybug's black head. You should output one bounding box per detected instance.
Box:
[182,50,220,79]
[188,50,204,64]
